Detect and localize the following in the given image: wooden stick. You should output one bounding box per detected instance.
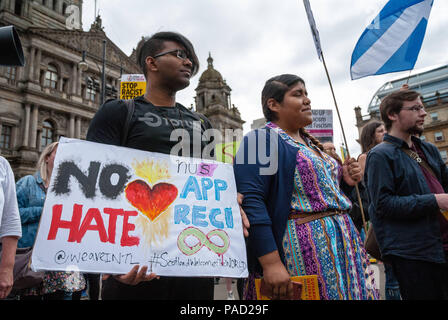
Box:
[321,53,368,236]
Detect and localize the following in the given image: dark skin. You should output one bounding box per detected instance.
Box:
[260,82,362,300]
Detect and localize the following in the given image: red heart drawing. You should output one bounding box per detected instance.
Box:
[125,180,178,221]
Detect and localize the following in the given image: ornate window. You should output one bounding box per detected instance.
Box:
[0,125,12,149]
[41,120,54,148]
[5,67,16,82]
[44,65,58,89]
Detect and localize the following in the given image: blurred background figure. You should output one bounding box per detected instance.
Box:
[322,142,342,164]
[15,142,86,300]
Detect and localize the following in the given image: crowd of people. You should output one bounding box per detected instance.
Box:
[0,31,447,300]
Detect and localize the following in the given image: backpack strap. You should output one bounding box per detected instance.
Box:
[121,99,135,146]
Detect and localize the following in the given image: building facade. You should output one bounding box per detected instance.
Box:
[355,64,448,162]
[0,0,140,178]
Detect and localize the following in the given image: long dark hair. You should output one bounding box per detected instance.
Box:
[360,121,383,153]
[261,74,323,150]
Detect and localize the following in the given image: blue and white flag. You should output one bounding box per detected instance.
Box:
[350,0,433,80]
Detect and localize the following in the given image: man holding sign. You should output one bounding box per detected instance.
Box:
[86,32,217,300]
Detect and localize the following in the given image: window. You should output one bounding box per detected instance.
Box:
[86,86,96,101]
[5,67,16,81]
[44,65,58,89]
[41,121,54,148]
[430,112,439,121]
[53,0,57,11]
[86,77,98,101]
[14,0,22,15]
[440,150,448,162]
[435,132,444,142]
[0,125,12,149]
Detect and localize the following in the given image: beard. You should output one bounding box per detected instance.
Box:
[406,124,424,136]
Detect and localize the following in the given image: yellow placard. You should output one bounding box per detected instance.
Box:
[120,74,146,100]
[255,275,320,300]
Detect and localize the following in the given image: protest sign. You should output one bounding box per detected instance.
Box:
[305,109,333,142]
[120,74,146,99]
[31,138,248,278]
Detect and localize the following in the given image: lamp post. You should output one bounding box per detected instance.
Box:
[100,39,106,106]
[78,39,107,106]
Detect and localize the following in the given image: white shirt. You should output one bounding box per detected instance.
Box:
[0,156,21,239]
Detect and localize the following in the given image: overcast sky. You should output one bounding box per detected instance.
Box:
[81,0,448,156]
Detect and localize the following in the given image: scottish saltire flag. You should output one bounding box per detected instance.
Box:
[350,0,433,80]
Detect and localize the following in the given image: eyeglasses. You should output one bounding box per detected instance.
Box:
[153,49,192,65]
[401,105,425,112]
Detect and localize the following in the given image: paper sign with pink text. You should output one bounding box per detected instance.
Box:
[31,138,248,278]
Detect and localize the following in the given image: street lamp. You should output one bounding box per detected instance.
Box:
[78,39,107,106]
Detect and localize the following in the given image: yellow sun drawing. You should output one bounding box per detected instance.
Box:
[130,159,174,247]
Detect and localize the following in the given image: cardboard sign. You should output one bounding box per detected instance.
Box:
[31,138,248,278]
[120,74,146,100]
[305,109,333,139]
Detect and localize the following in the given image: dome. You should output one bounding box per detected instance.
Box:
[199,53,224,83]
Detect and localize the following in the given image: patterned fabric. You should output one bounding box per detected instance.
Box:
[266,122,352,213]
[243,123,378,300]
[23,271,86,296]
[282,215,378,299]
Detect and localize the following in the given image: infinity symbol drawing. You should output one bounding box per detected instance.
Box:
[177,227,230,256]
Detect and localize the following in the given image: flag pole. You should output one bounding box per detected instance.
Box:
[320,52,369,236]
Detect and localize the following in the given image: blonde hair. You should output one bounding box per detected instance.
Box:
[37,141,59,184]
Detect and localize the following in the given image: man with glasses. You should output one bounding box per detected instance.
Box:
[86,31,215,300]
[365,89,448,300]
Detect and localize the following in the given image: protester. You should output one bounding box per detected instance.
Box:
[366,89,448,300]
[16,142,86,300]
[358,121,401,300]
[86,31,217,300]
[0,156,22,299]
[234,74,378,300]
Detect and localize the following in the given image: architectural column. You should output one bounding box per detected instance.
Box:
[30,105,39,149]
[71,64,78,95]
[27,47,35,81]
[75,117,81,139]
[69,113,75,138]
[34,49,41,83]
[77,67,82,96]
[22,104,31,147]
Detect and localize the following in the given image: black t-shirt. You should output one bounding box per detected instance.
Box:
[86,96,216,299]
[86,96,214,158]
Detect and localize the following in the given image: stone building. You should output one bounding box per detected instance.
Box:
[194,53,244,142]
[0,0,140,178]
[355,64,448,162]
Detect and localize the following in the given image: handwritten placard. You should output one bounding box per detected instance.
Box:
[31,138,248,278]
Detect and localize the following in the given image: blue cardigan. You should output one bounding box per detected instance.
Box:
[234,128,300,273]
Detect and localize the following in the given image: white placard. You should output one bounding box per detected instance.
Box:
[31,138,248,278]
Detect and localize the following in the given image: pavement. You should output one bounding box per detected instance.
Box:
[213,261,386,300]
